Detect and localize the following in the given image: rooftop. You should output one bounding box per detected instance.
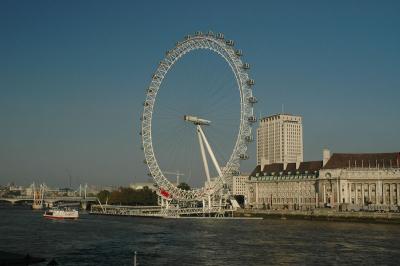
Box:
[324,152,400,169]
[260,113,302,122]
[250,160,323,177]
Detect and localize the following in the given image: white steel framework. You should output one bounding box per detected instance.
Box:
[141,31,256,201]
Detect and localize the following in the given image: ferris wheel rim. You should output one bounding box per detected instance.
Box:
[141,32,256,201]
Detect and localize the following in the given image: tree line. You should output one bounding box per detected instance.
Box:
[97,186,158,206]
[96,183,191,206]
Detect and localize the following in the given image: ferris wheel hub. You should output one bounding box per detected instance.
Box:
[183,115,211,126]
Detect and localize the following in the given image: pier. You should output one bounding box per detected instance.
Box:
[90,204,234,218]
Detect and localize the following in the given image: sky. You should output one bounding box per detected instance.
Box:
[0,0,399,188]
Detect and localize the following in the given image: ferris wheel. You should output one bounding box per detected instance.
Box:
[141,31,257,201]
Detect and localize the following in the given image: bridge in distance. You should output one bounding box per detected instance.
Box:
[0,196,97,205]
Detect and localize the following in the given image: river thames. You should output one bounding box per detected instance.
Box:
[0,206,399,265]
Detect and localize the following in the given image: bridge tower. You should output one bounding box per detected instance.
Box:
[31,183,46,210]
[80,184,88,210]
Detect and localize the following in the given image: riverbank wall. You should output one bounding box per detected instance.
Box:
[235,209,400,224]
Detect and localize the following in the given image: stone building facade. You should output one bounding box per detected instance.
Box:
[246,150,400,211]
[246,161,322,210]
[318,151,400,211]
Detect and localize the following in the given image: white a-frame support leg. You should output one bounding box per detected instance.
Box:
[196,125,223,178]
[197,125,223,210]
[197,126,211,183]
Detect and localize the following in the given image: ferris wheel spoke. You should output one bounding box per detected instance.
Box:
[200,89,238,117]
[156,105,184,117]
[155,126,190,179]
[201,81,236,112]
[196,64,236,115]
[205,134,229,169]
[152,124,187,153]
[205,126,232,150]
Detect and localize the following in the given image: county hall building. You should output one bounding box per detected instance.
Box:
[245,114,400,211]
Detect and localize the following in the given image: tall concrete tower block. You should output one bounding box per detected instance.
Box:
[257,114,303,166]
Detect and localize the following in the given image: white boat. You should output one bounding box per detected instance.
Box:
[43,208,79,220]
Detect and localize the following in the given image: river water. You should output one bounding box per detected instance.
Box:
[0,206,399,265]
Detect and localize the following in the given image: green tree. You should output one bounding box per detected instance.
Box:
[177,182,191,191]
[97,190,111,204]
[106,187,158,206]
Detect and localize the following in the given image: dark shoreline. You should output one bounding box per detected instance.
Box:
[235,209,400,224]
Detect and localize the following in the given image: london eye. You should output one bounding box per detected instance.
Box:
[141,31,257,203]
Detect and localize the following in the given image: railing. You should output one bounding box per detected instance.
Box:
[90,204,232,217]
[90,205,163,217]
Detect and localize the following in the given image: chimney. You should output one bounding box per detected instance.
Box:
[323,148,331,167]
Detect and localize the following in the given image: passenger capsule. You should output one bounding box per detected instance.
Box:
[216,33,224,39]
[184,35,191,40]
[239,154,249,160]
[195,31,203,36]
[231,170,241,176]
[247,79,255,86]
[245,135,254,142]
[143,159,147,164]
[235,49,242,56]
[248,96,257,104]
[248,115,257,123]
[226,40,234,46]
[207,30,214,36]
[243,63,250,69]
